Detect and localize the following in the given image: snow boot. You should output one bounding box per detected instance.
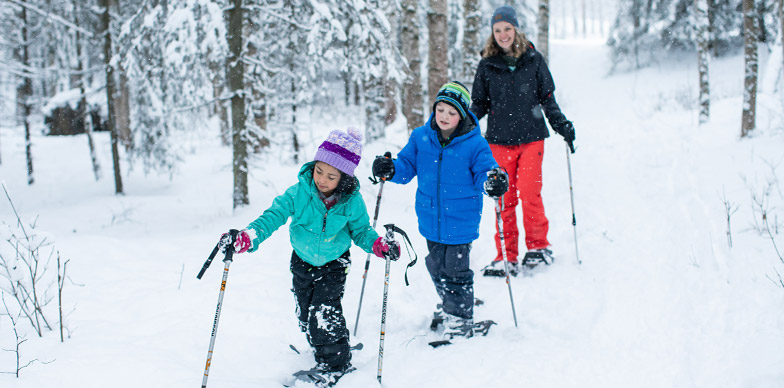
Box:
[522,248,554,269]
[481,259,519,277]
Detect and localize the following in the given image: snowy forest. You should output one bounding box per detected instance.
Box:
[1,0,784,387]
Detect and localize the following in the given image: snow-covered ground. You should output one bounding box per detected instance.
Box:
[1,39,783,388]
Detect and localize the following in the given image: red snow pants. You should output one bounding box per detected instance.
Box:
[489,141,550,264]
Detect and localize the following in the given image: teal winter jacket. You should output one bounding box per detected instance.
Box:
[245,162,379,267]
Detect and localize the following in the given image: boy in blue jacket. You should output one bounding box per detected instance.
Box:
[372,81,508,339]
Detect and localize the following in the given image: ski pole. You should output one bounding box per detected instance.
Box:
[198,231,237,388]
[376,224,397,384]
[494,196,519,328]
[354,152,391,336]
[565,143,581,265]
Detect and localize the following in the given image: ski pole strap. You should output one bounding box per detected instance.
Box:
[383,224,417,286]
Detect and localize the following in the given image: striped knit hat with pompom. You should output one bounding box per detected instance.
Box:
[313,127,363,176]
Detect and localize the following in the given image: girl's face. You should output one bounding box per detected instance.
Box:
[313,161,341,196]
[493,21,515,53]
[435,102,460,132]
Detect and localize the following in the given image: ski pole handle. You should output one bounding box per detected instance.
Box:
[197,231,237,279]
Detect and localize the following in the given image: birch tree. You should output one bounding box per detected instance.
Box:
[101,0,123,194]
[696,0,710,124]
[741,0,758,137]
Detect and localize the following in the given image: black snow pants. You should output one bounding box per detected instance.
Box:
[424,240,474,320]
[290,250,351,370]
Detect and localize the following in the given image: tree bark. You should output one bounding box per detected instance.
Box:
[401,0,423,133]
[741,0,758,137]
[102,0,123,194]
[538,0,550,62]
[74,0,101,180]
[17,2,34,185]
[696,0,710,124]
[428,0,448,103]
[462,0,481,86]
[227,0,248,208]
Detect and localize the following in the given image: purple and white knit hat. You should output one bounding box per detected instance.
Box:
[314,127,363,176]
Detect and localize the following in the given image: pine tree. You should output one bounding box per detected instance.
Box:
[538,0,550,62]
[696,0,711,124]
[401,0,423,133]
[462,0,481,88]
[741,0,758,137]
[428,0,448,102]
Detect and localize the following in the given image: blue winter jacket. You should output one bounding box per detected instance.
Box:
[391,111,498,245]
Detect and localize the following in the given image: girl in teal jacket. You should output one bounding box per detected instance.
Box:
[225,128,394,384]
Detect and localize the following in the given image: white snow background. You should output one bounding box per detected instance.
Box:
[1,39,784,388]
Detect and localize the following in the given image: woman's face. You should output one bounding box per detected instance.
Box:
[313,161,341,196]
[493,21,515,53]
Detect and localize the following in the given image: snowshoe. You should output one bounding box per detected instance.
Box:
[522,248,554,269]
[428,320,496,348]
[285,364,355,387]
[481,260,519,277]
[429,299,484,331]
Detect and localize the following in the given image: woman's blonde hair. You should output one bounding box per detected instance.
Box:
[481,28,529,59]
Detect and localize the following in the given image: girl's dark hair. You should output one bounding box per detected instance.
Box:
[335,173,358,194]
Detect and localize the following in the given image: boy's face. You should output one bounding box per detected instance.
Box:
[313,161,341,196]
[435,101,460,132]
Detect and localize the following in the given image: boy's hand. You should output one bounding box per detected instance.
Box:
[372,154,395,180]
[372,236,400,260]
[484,168,509,198]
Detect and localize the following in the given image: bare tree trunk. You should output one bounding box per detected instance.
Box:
[17,3,34,185]
[74,0,102,180]
[696,0,710,124]
[227,0,248,208]
[741,0,758,137]
[385,3,399,126]
[402,0,423,133]
[538,0,550,62]
[102,0,123,194]
[581,0,587,37]
[428,0,448,103]
[463,0,481,87]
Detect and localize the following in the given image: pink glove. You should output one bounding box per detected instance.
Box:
[372,237,400,260]
[233,230,251,254]
[221,230,251,254]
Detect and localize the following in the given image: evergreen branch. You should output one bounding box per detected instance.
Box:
[5,0,95,38]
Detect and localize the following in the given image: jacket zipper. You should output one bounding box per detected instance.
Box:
[436,149,443,240]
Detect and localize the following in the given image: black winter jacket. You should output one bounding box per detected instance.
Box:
[469,45,570,146]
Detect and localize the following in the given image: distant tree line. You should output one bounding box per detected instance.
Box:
[0,0,780,206]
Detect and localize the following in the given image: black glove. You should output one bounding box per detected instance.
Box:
[484,168,509,198]
[556,120,576,154]
[372,153,395,180]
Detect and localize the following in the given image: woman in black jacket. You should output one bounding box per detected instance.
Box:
[470,5,576,275]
